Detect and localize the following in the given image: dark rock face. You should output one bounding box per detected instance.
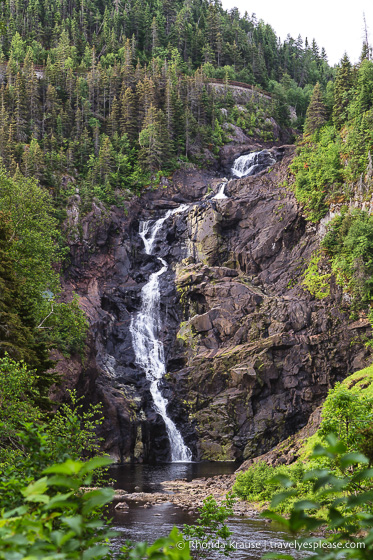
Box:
[60,147,372,463]
[170,146,371,460]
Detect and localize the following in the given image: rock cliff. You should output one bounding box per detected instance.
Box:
[60,146,371,463]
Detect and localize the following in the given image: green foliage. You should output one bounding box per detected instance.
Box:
[304,82,327,135]
[263,435,373,560]
[0,166,60,315]
[290,126,343,221]
[319,382,373,452]
[182,494,235,558]
[0,0,333,213]
[290,57,373,233]
[0,453,193,560]
[322,209,373,307]
[0,355,41,449]
[0,213,52,376]
[297,365,373,466]
[0,367,106,510]
[302,251,331,298]
[0,167,88,360]
[40,294,89,357]
[122,527,190,560]
[46,390,104,464]
[0,455,115,560]
[233,461,314,514]
[333,53,353,129]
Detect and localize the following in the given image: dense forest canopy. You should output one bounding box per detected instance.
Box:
[0,0,333,206]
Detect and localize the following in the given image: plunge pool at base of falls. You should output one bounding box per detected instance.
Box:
[107,463,307,559]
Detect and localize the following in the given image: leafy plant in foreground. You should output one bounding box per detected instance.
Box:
[0,455,115,560]
[263,434,373,560]
[182,494,235,558]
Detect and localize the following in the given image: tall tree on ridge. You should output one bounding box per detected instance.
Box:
[333,53,354,129]
[304,82,327,134]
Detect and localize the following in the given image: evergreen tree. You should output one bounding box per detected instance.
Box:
[304,82,327,134]
[333,53,354,129]
[120,86,137,140]
[0,214,35,361]
[0,212,54,396]
[138,104,169,171]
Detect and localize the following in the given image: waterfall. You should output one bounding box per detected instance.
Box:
[130,205,192,462]
[231,150,276,178]
[213,179,228,200]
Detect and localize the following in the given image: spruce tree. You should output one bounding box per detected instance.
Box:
[120,86,137,140]
[333,53,354,129]
[0,212,54,398]
[304,82,327,134]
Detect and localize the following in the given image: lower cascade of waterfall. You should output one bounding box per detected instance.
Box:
[130,205,193,462]
[231,149,276,178]
[212,178,228,199]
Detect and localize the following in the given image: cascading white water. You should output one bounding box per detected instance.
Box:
[130,205,192,462]
[213,179,228,200]
[231,150,276,178]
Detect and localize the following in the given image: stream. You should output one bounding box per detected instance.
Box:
[108,463,307,559]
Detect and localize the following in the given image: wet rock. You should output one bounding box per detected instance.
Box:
[115,502,129,510]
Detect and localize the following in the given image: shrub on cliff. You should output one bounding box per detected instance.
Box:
[322,208,373,310]
[290,126,343,222]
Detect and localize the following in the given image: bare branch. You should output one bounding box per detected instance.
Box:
[36,304,54,329]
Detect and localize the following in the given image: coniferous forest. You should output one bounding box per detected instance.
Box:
[2,0,373,558]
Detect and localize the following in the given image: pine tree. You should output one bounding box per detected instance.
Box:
[0,212,53,388]
[122,38,135,87]
[90,135,115,187]
[304,82,327,134]
[23,50,40,137]
[138,104,169,172]
[136,77,155,129]
[361,13,372,61]
[108,95,120,136]
[14,71,27,142]
[21,138,44,180]
[0,98,8,163]
[333,53,354,129]
[120,86,137,140]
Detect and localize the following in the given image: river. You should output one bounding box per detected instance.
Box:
[108,463,306,559]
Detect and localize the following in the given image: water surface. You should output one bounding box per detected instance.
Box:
[109,463,306,559]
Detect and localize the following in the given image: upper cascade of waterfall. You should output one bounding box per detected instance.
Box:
[231,149,276,178]
[131,204,192,463]
[212,179,228,200]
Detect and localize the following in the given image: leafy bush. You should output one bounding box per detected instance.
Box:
[39,294,89,357]
[0,453,192,560]
[322,208,373,308]
[302,251,331,299]
[0,166,89,360]
[319,382,373,452]
[264,435,373,560]
[0,358,106,509]
[290,126,343,222]
[0,455,115,560]
[182,494,234,558]
[233,461,314,513]
[46,390,104,464]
